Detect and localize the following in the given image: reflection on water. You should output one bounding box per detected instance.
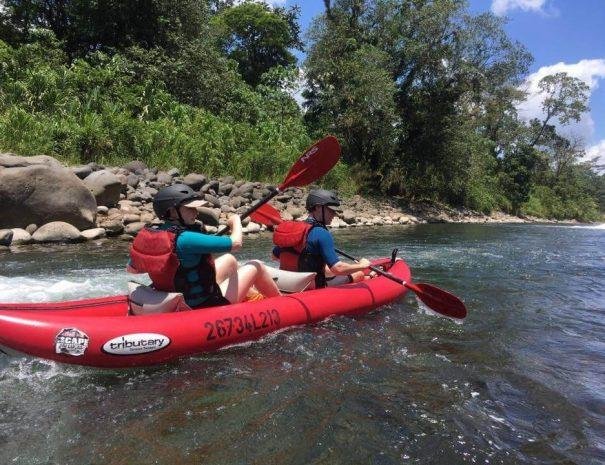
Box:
[0,224,604,464]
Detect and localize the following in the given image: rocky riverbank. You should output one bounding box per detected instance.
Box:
[0,154,576,250]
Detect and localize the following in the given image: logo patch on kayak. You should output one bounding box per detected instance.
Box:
[102,333,170,355]
[55,328,89,356]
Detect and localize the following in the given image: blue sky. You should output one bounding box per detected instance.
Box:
[264,0,605,164]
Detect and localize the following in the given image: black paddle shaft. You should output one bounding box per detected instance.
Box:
[216,187,279,236]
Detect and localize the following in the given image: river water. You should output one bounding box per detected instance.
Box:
[0,223,603,465]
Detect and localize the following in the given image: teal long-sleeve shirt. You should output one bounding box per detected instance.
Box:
[162,224,232,306]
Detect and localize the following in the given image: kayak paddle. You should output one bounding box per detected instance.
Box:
[250,203,467,320]
[217,136,341,235]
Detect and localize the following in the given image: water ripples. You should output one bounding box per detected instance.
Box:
[0,224,604,464]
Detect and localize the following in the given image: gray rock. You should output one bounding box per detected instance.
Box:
[86,162,104,172]
[123,160,147,174]
[32,222,84,243]
[229,196,246,209]
[122,214,141,224]
[203,194,221,208]
[219,183,235,196]
[342,210,357,224]
[72,165,93,179]
[197,207,219,227]
[251,188,264,200]
[234,181,254,197]
[243,221,261,234]
[82,169,122,207]
[205,180,220,193]
[126,173,140,188]
[155,172,173,185]
[25,224,37,234]
[102,221,124,236]
[119,234,134,242]
[166,168,180,177]
[97,206,109,214]
[81,228,107,240]
[124,222,146,235]
[10,228,32,245]
[0,153,63,169]
[0,229,13,246]
[289,207,305,219]
[220,175,235,185]
[96,210,124,236]
[140,212,155,224]
[183,173,207,191]
[0,154,96,229]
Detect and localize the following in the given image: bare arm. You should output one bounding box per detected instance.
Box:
[329,258,370,276]
[227,215,243,251]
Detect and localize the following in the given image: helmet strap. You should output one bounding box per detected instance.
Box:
[175,206,187,227]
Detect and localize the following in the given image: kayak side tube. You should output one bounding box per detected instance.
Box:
[0,259,411,368]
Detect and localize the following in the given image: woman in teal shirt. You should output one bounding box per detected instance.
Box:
[129,184,280,307]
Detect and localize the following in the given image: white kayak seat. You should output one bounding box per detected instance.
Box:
[127,281,191,315]
[266,266,316,293]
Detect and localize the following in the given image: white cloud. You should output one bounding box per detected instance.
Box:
[517,59,605,143]
[585,140,605,169]
[491,0,548,16]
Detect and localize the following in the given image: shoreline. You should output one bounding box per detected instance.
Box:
[0,158,591,250]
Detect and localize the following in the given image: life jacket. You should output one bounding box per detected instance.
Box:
[272,220,327,288]
[129,226,223,305]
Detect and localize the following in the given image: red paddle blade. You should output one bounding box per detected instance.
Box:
[279,136,341,189]
[250,203,283,227]
[406,282,467,319]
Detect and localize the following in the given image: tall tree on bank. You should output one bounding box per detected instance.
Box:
[212,1,302,87]
[304,0,397,182]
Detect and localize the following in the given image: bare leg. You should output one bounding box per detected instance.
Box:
[214,254,238,284]
[222,260,281,304]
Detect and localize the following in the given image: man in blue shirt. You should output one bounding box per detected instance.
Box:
[272,189,371,288]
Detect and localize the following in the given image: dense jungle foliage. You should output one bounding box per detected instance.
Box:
[0,0,603,220]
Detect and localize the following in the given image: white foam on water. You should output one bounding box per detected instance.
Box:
[571,223,605,229]
[0,271,133,303]
[545,223,605,230]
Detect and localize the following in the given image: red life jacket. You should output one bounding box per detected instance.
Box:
[129,226,223,305]
[272,220,327,288]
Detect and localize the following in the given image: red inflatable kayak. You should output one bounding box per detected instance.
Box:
[0,259,410,368]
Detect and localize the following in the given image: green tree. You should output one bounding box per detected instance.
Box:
[212,1,302,87]
[529,72,590,147]
[0,0,209,58]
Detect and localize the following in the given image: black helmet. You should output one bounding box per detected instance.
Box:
[153,184,201,218]
[305,189,341,211]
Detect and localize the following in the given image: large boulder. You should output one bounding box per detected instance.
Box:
[82,169,121,207]
[0,153,97,229]
[32,222,84,243]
